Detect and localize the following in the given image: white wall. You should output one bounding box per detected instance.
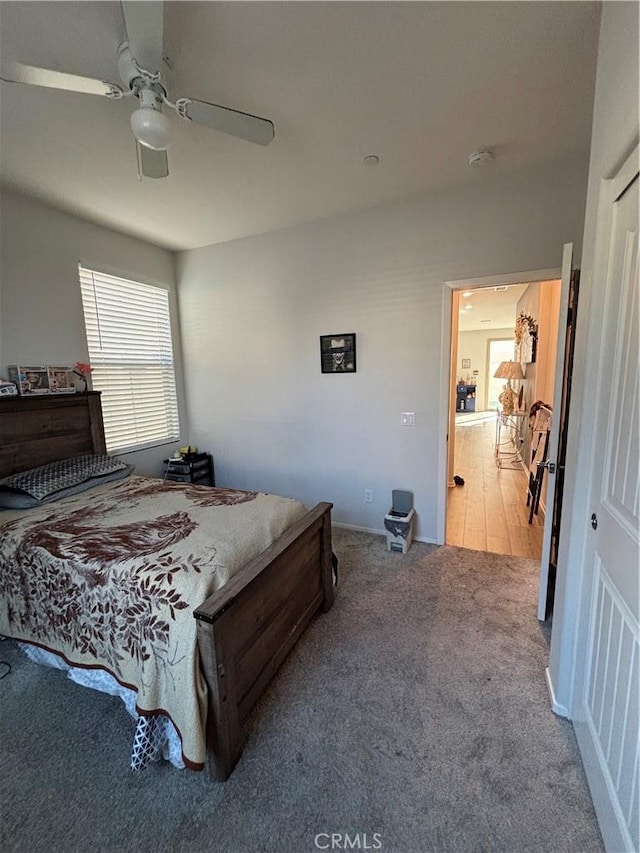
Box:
[0,191,185,475]
[514,279,561,505]
[535,280,562,407]
[176,156,589,541]
[515,284,541,414]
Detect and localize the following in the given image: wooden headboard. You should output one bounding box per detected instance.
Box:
[0,392,106,477]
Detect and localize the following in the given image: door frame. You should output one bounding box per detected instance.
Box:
[437,267,562,546]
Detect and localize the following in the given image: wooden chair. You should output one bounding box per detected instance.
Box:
[527,406,552,523]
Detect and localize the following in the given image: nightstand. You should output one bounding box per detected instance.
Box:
[163,452,215,486]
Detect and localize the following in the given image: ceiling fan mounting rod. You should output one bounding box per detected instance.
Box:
[131,58,161,84]
[117,43,165,94]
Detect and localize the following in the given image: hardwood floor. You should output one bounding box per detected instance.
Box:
[446,414,544,558]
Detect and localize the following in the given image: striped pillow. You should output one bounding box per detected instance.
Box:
[0,454,130,501]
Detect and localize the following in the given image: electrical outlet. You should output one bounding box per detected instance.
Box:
[401,412,416,426]
[364,489,373,503]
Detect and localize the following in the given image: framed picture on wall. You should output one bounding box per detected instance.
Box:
[530,325,538,363]
[520,324,538,364]
[320,333,356,373]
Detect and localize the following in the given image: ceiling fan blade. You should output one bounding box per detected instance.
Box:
[183,98,275,146]
[121,1,164,72]
[0,62,121,98]
[137,142,169,179]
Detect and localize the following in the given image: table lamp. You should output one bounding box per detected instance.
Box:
[494,360,524,415]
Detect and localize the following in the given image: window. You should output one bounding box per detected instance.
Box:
[487,338,516,410]
[79,265,180,453]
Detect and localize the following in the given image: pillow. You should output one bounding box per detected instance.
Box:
[0,454,133,509]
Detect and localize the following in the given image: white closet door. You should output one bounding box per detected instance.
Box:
[575,149,639,853]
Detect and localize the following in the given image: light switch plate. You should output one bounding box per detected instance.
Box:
[401,412,416,426]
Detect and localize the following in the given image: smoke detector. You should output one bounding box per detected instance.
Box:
[468,149,494,168]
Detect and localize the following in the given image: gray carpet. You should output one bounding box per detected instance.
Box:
[0,529,603,853]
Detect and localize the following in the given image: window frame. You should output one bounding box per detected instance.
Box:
[78,263,181,455]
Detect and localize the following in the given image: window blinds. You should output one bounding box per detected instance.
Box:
[79,266,180,454]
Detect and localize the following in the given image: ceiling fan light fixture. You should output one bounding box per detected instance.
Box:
[130,104,171,150]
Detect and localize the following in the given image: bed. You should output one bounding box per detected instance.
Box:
[0,392,334,779]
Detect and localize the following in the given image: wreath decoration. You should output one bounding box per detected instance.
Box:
[515,312,536,344]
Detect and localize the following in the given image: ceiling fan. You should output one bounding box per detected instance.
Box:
[0,1,275,179]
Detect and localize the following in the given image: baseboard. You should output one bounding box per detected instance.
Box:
[332,521,437,545]
[545,667,570,718]
[333,522,386,537]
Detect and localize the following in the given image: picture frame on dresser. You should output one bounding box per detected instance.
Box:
[47,366,76,394]
[7,364,50,395]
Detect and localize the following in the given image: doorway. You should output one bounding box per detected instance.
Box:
[440,271,563,560]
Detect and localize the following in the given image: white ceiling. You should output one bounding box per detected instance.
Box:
[457,283,530,332]
[0,1,600,251]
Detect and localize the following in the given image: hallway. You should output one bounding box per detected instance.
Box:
[446,414,544,557]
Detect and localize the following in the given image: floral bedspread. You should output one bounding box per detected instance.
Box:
[0,475,307,768]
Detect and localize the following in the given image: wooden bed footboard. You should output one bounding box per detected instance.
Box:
[194,501,334,780]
